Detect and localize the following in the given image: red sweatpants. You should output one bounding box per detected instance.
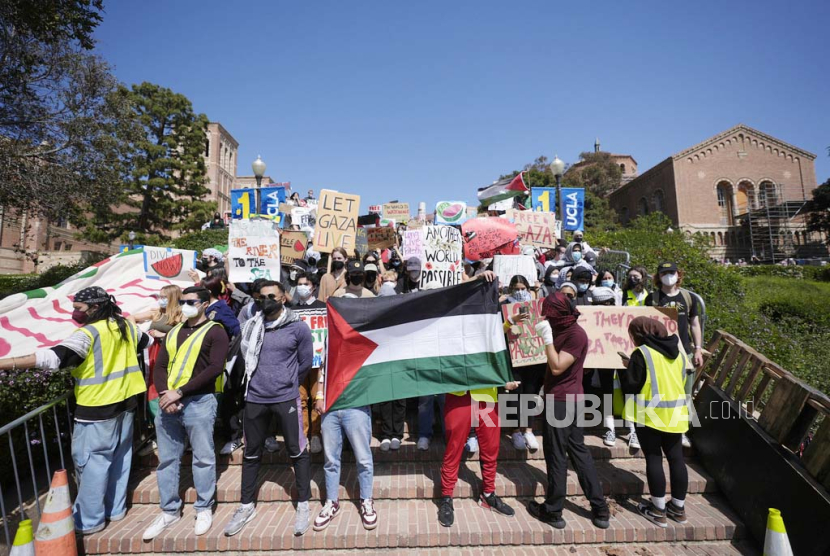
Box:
[440,392,500,497]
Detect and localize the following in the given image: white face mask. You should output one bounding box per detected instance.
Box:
[513,290,531,302]
[409,270,421,281]
[296,284,312,299]
[181,303,201,319]
[158,298,168,309]
[661,273,678,287]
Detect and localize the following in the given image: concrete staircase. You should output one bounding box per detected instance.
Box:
[82,420,756,555]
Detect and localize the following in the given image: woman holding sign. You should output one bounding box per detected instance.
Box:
[318,247,349,301]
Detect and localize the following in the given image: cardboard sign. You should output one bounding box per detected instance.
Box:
[382,203,409,221]
[259,186,286,220]
[509,210,558,248]
[561,187,585,232]
[368,205,382,214]
[230,188,256,220]
[462,217,520,261]
[502,300,547,367]
[367,226,397,250]
[314,189,360,253]
[354,227,368,257]
[279,203,295,214]
[402,229,423,261]
[579,306,683,369]
[228,219,280,282]
[493,255,538,288]
[280,231,308,265]
[435,201,469,225]
[420,225,463,287]
[294,306,328,368]
[531,187,557,213]
[143,247,197,281]
[407,219,424,230]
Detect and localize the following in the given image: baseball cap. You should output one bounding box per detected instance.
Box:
[364,263,379,273]
[406,257,422,271]
[347,260,364,274]
[591,286,615,304]
[658,261,678,274]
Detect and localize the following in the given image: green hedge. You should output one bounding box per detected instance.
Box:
[172,228,229,253]
[0,255,108,299]
[730,264,830,282]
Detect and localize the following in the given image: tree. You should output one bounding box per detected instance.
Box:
[86,83,213,243]
[563,151,623,198]
[807,177,830,245]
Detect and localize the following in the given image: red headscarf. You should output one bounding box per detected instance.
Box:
[541,291,580,334]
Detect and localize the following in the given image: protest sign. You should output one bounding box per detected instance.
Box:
[578,306,685,369]
[561,187,585,231]
[402,229,424,261]
[314,189,360,253]
[502,300,547,367]
[294,306,328,368]
[493,255,537,288]
[368,205,382,214]
[228,219,280,282]
[279,203,295,214]
[291,206,316,232]
[420,225,463,287]
[435,201,469,225]
[143,247,197,281]
[280,231,308,265]
[367,226,397,250]
[230,188,256,219]
[509,210,557,248]
[462,217,520,261]
[382,203,409,221]
[407,219,424,230]
[259,186,286,220]
[531,187,557,213]
[354,227,368,257]
[379,218,396,227]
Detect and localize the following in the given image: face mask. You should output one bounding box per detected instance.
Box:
[569,299,578,311]
[365,272,377,284]
[661,273,678,287]
[479,257,493,266]
[577,283,589,293]
[289,270,298,281]
[158,298,169,309]
[513,290,531,302]
[379,282,397,296]
[390,259,401,267]
[260,298,283,317]
[332,260,345,271]
[572,252,582,263]
[296,285,312,299]
[181,303,201,319]
[408,270,420,282]
[628,276,641,287]
[544,275,556,286]
[601,280,614,289]
[71,309,89,325]
[349,275,364,286]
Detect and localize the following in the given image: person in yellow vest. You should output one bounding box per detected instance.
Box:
[142,286,229,540]
[622,265,649,306]
[618,316,690,528]
[0,286,149,534]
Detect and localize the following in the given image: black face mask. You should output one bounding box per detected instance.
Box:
[569,299,578,311]
[332,260,345,271]
[349,274,364,286]
[365,272,377,284]
[628,276,642,289]
[259,298,283,317]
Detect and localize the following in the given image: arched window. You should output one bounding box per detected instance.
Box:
[620,163,626,173]
[653,189,664,213]
[716,181,734,225]
[620,207,630,224]
[205,139,210,157]
[638,197,649,216]
[737,181,755,213]
[717,232,723,246]
[759,181,777,207]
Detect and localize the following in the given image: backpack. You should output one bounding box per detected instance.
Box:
[650,288,695,340]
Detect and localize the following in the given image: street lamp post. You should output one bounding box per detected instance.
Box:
[252,155,266,187]
[550,155,566,222]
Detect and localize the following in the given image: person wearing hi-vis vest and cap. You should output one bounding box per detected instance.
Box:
[142,286,229,540]
[0,286,151,534]
[618,316,690,528]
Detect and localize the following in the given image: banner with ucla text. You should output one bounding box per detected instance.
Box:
[560,187,585,232]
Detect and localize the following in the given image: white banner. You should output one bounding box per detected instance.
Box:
[228,220,281,283]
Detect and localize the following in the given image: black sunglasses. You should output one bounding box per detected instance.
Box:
[263,293,281,300]
[178,299,203,306]
[565,293,575,300]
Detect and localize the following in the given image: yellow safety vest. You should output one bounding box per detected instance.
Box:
[72,319,146,407]
[625,290,647,307]
[165,321,224,392]
[449,387,498,403]
[622,345,689,433]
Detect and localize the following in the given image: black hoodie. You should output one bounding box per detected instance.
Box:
[619,334,682,395]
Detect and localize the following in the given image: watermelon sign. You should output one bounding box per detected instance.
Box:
[143,247,197,281]
[435,201,469,225]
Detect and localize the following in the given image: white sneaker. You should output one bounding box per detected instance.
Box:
[523,431,539,451]
[465,436,479,453]
[390,438,401,450]
[264,437,281,453]
[220,439,243,455]
[603,429,617,447]
[194,511,212,536]
[142,512,180,540]
[417,437,430,451]
[310,436,323,454]
[511,431,527,451]
[681,434,691,448]
[380,439,391,452]
[628,431,641,451]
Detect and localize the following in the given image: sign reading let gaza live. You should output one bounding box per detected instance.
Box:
[313,189,360,253]
[561,187,585,232]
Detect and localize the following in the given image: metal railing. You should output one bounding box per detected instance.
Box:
[0,390,74,548]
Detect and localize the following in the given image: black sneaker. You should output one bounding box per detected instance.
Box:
[438,496,454,527]
[638,501,668,528]
[527,501,566,529]
[592,505,611,529]
[666,501,687,524]
[479,492,515,517]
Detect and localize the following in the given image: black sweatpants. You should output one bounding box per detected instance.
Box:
[505,363,546,428]
[241,399,311,504]
[542,399,607,514]
[378,400,406,441]
[637,426,688,501]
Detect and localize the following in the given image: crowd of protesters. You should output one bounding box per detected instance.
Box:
[0,210,704,539]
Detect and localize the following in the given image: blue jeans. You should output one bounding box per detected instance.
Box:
[71,410,134,532]
[321,406,373,501]
[155,394,218,515]
[418,394,446,439]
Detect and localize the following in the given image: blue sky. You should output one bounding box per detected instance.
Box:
[94,0,830,210]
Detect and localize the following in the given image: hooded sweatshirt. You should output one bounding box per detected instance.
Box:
[619,334,682,395]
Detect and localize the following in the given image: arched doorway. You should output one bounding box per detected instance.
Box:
[716,181,735,225]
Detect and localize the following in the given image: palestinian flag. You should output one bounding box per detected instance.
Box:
[324,280,511,411]
[477,172,528,206]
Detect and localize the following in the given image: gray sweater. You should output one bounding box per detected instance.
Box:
[246,316,314,404]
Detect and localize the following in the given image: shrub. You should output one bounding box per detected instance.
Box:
[0,253,108,299]
[731,264,830,282]
[172,228,229,253]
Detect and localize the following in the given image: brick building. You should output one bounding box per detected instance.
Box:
[608,124,826,261]
[568,138,639,187]
[204,122,239,215]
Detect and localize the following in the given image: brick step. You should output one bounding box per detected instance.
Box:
[82,494,746,554]
[138,432,692,468]
[129,458,716,505]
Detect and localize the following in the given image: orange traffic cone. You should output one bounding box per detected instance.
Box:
[763,508,793,556]
[9,518,34,556]
[34,470,77,556]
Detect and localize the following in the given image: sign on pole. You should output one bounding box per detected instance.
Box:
[561,187,585,232]
[313,189,360,253]
[228,219,280,282]
[231,188,257,220]
[259,186,286,221]
[531,187,557,214]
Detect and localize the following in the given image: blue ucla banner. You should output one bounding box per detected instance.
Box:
[561,187,585,231]
[259,186,286,221]
[231,188,257,220]
[531,187,557,215]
